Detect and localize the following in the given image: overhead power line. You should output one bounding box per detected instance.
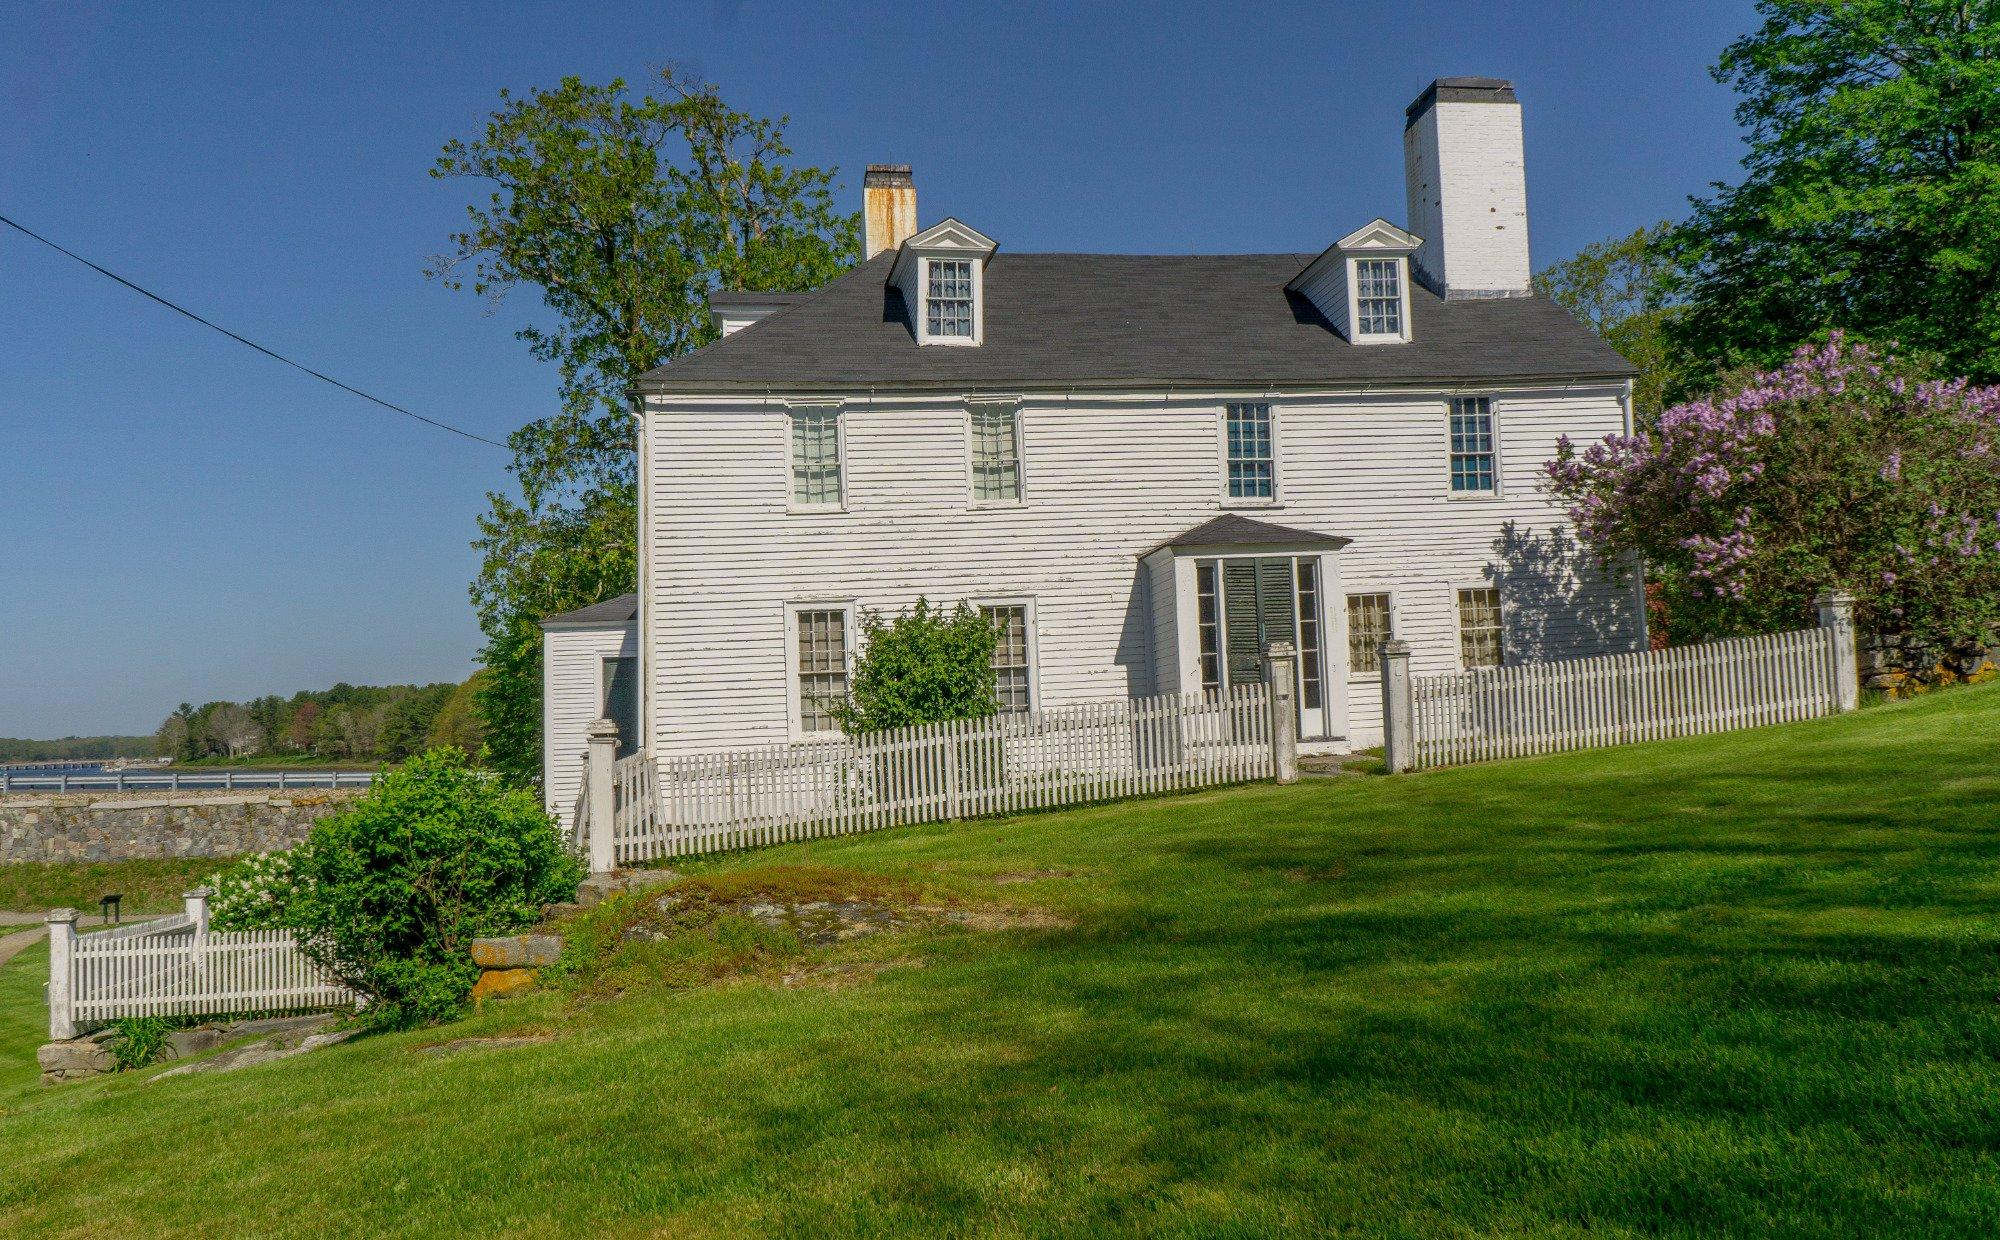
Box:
[0,210,509,449]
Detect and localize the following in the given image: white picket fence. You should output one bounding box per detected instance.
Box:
[594,686,1275,865]
[47,895,356,1039]
[1408,625,1844,769]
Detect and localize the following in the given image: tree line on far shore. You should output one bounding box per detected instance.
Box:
[154,674,489,765]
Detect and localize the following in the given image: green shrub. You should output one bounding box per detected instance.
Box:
[104,1016,182,1071]
[831,598,1000,733]
[285,747,582,1029]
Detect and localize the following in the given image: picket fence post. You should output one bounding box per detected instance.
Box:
[585,717,620,876]
[1263,642,1300,784]
[1815,590,1860,713]
[1380,639,1415,773]
[185,887,212,986]
[46,908,78,1040]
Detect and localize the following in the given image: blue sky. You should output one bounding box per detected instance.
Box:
[0,0,1758,737]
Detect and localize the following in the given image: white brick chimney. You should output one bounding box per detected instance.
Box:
[863,164,917,261]
[1402,78,1531,299]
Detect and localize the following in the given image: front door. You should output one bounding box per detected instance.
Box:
[1206,556,1330,739]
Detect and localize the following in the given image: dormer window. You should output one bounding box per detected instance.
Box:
[1354,258,1404,337]
[926,259,974,338]
[1285,218,1420,346]
[890,218,997,347]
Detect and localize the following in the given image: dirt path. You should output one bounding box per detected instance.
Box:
[0,925,46,969]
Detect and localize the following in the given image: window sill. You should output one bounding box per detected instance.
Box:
[1220,499,1285,511]
[969,497,1026,510]
[1445,491,1504,503]
[787,503,849,516]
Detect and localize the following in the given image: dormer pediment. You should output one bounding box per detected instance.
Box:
[1336,218,1421,252]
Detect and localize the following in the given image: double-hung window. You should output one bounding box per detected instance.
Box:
[1346,593,1393,673]
[1457,587,1504,669]
[1354,258,1403,337]
[927,259,974,338]
[794,608,849,734]
[970,405,1021,503]
[1449,397,1497,494]
[791,407,842,507]
[1225,402,1275,501]
[980,604,1033,714]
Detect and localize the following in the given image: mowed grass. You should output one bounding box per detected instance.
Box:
[2,688,1998,1237]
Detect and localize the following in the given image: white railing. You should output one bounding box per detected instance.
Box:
[1,769,375,794]
[47,893,357,1040]
[598,686,1274,866]
[1407,625,1843,769]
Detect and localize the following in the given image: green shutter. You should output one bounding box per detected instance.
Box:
[1220,558,1298,691]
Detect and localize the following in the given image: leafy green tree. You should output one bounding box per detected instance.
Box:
[1535,223,1682,423]
[833,599,1002,733]
[426,671,491,755]
[376,684,457,762]
[1666,1,2000,384]
[430,69,857,786]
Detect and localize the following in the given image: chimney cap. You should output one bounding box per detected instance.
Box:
[1405,77,1517,121]
[864,164,913,184]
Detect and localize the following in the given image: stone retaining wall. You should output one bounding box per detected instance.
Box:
[0,789,363,864]
[1861,629,2000,697]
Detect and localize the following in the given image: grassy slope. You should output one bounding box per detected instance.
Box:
[0,859,232,915]
[1,688,1997,1238]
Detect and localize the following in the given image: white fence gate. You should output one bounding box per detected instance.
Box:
[1404,623,1849,770]
[588,685,1276,866]
[47,892,356,1040]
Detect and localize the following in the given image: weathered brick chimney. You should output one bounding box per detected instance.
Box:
[863,164,917,261]
[1403,78,1531,299]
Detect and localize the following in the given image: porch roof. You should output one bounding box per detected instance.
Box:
[541,592,638,629]
[1142,513,1353,559]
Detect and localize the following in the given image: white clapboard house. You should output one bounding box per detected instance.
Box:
[542,76,1645,814]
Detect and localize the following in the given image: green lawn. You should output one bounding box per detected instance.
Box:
[0,858,232,915]
[2,688,1997,1237]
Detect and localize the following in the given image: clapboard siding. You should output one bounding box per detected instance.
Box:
[643,384,1641,755]
[543,625,636,815]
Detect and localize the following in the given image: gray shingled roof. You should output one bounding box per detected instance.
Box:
[542,593,637,628]
[1143,514,1353,559]
[641,251,1632,394]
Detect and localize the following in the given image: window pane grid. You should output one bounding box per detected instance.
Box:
[981,605,1032,714]
[971,406,1021,502]
[1346,593,1392,673]
[1355,258,1402,336]
[1225,403,1274,499]
[796,609,848,732]
[791,409,841,505]
[1296,560,1323,711]
[1457,588,1504,669]
[1450,397,1496,493]
[927,259,974,337]
[1197,563,1221,693]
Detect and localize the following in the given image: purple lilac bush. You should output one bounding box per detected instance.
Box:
[1546,334,2000,647]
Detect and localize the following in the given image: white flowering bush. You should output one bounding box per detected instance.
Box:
[206,851,302,932]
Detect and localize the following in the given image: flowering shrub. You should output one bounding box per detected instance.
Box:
[1546,335,2000,646]
[286,747,583,1029]
[206,851,301,932]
